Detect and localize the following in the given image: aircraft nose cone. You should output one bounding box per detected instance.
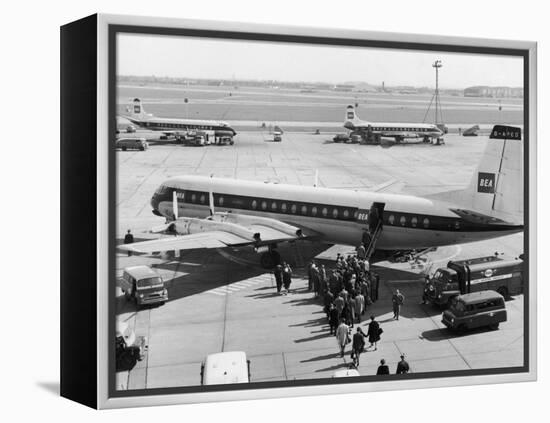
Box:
[151,194,161,216]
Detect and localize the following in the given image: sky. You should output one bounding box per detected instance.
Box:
[117,33,524,89]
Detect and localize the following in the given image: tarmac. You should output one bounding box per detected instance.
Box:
[115,130,524,390]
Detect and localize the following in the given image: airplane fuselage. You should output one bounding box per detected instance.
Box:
[345,121,443,140]
[126,116,237,136]
[150,176,521,251]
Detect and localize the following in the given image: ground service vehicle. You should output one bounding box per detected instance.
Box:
[120,265,168,307]
[115,320,146,370]
[333,133,349,143]
[350,133,362,143]
[442,290,507,331]
[273,132,282,142]
[200,351,250,385]
[116,137,148,151]
[424,255,523,307]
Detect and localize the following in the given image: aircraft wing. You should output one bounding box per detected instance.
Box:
[370,179,405,194]
[118,231,252,254]
[247,225,304,245]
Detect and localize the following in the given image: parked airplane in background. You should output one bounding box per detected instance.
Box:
[344,105,445,144]
[119,125,523,268]
[122,98,237,139]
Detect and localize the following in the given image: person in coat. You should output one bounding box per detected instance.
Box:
[354,293,365,323]
[273,264,283,294]
[351,327,366,367]
[335,320,350,357]
[396,354,410,374]
[367,315,381,351]
[329,304,339,335]
[282,262,292,294]
[323,290,335,318]
[376,359,390,375]
[334,294,345,319]
[392,289,405,320]
[319,264,328,294]
[124,229,134,256]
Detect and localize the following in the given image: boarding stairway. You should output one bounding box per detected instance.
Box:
[364,219,383,262]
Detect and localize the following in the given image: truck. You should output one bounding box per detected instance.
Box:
[423,255,523,307]
[120,265,168,307]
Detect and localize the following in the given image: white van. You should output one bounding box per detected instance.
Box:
[200,351,250,385]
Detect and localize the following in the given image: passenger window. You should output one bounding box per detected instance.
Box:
[353,210,358,219]
[343,210,349,218]
[322,207,328,217]
[400,216,406,226]
[411,217,417,227]
[272,202,277,211]
[200,194,205,204]
[301,205,307,215]
[251,200,257,209]
[281,203,287,212]
[312,206,318,216]
[423,218,430,228]
[219,196,224,206]
[332,209,339,218]
[388,215,395,225]
[261,201,267,210]
[191,194,196,203]
[291,204,297,214]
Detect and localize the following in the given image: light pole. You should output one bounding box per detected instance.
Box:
[422,59,444,128]
[433,60,442,125]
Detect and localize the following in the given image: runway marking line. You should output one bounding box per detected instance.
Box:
[205,273,272,296]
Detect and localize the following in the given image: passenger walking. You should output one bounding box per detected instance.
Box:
[282,262,293,294]
[367,315,382,351]
[307,261,316,291]
[274,264,283,294]
[357,244,366,261]
[329,304,339,335]
[323,289,334,318]
[334,294,345,319]
[336,320,350,358]
[124,229,134,256]
[392,289,405,320]
[396,354,410,374]
[351,327,366,367]
[354,293,365,323]
[312,265,321,297]
[319,264,327,294]
[376,359,390,375]
[343,300,354,328]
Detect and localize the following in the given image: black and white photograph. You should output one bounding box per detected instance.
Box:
[112,28,529,393]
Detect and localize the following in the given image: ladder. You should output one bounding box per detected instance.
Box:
[365,220,383,262]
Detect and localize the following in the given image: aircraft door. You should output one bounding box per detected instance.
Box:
[368,202,385,234]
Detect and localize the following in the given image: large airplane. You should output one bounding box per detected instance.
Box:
[344,105,445,144]
[122,98,237,140]
[119,125,523,268]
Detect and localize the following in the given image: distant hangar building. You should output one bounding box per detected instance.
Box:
[464,86,523,98]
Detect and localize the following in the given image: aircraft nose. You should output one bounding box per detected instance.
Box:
[151,194,162,216]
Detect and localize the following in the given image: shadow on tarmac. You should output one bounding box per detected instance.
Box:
[300,351,341,363]
[420,325,496,342]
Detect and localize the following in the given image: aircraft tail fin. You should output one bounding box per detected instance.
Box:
[126,98,148,120]
[344,105,363,129]
[445,125,523,223]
